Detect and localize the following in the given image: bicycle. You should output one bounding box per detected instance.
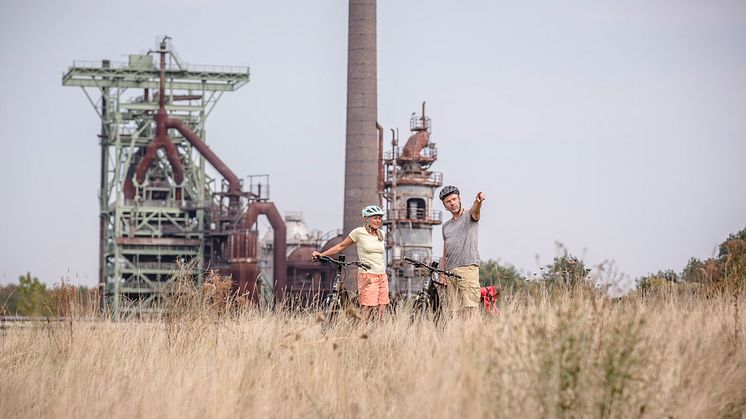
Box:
[315,255,370,324]
[403,257,462,322]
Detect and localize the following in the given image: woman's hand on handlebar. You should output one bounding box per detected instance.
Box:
[311,251,322,261]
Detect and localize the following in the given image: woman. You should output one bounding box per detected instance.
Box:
[312,205,388,321]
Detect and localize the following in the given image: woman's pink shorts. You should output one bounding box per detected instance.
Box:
[358,273,390,307]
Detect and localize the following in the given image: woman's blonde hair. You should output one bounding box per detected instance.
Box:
[363,218,384,241]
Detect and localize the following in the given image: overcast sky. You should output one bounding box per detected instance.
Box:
[1,0,744,292]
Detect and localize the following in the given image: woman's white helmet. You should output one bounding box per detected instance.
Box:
[361,205,385,217]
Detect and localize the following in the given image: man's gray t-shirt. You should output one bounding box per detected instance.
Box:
[442,211,480,269]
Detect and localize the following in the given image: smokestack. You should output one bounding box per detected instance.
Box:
[343,0,378,236]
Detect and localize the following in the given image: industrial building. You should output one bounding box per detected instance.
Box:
[382,103,444,297]
[63,38,289,317]
[258,214,342,307]
[63,1,448,316]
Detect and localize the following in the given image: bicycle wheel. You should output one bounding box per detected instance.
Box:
[430,288,444,324]
[323,293,341,323]
[410,294,431,322]
[340,290,359,308]
[339,290,363,323]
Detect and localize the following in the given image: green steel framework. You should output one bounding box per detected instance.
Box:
[62,42,249,318]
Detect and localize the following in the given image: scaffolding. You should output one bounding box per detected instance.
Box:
[62,38,250,318]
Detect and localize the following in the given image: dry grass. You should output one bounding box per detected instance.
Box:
[1,286,744,419]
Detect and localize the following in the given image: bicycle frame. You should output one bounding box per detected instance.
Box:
[404,257,461,322]
[315,255,369,323]
[327,255,347,299]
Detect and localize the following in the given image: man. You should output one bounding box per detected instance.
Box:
[440,185,485,316]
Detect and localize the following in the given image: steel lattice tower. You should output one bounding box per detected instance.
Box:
[63,39,249,318]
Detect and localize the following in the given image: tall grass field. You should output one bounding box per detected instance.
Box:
[1,285,744,418]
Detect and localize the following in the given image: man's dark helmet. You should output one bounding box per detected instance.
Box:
[439,185,460,200]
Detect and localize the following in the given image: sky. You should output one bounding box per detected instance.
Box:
[1,0,744,293]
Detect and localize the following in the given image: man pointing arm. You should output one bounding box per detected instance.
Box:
[440,186,486,317]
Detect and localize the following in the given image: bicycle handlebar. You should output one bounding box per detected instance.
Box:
[403,257,462,279]
[315,255,371,270]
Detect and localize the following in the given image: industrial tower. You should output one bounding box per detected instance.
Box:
[62,38,252,317]
[383,103,443,297]
[343,0,379,247]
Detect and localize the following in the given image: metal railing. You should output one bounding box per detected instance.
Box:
[246,174,270,201]
[386,209,443,223]
[383,145,438,161]
[384,170,442,185]
[120,261,179,271]
[410,115,431,132]
[69,60,249,75]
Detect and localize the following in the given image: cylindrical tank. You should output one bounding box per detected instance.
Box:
[227,229,260,301]
[228,229,257,262]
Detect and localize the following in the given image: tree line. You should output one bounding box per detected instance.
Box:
[637,226,746,294]
[0,273,96,317]
[4,226,743,316]
[479,226,746,295]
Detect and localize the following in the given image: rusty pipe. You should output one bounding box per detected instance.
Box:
[123,44,186,200]
[170,95,203,101]
[376,122,384,206]
[402,131,429,159]
[129,108,186,190]
[167,118,242,207]
[159,43,166,108]
[238,202,287,306]
[125,124,186,199]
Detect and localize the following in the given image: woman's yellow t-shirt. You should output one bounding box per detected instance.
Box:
[348,227,386,274]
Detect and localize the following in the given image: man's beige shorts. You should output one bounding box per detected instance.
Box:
[446,265,481,310]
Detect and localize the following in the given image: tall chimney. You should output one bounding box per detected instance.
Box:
[343,0,378,237]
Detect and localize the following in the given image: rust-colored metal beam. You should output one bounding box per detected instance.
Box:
[377,121,384,206]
